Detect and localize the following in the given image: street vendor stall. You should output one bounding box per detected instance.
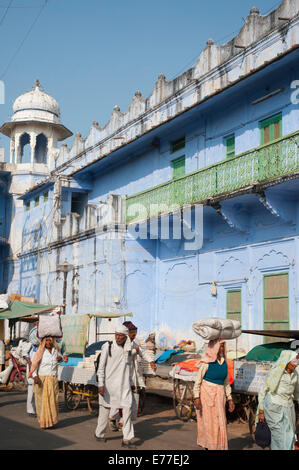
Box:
[57,312,133,415]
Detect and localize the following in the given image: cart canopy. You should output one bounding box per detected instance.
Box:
[245,341,295,362]
[242,330,299,339]
[61,312,133,355]
[0,300,56,320]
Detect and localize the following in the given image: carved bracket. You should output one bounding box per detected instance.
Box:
[211,203,248,232]
[257,191,293,223]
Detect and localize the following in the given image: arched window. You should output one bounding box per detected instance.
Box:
[34,133,48,164]
[20,133,31,163]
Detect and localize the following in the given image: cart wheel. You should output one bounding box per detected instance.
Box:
[249,397,257,440]
[173,379,195,421]
[86,385,99,416]
[64,383,81,410]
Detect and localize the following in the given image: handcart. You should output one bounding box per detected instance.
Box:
[58,365,99,415]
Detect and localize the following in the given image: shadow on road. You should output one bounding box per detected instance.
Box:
[0,416,74,450]
[134,415,185,445]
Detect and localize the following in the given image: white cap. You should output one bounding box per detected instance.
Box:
[114,323,129,335]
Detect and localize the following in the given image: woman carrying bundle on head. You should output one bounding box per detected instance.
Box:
[257,350,299,450]
[28,336,67,429]
[193,339,235,450]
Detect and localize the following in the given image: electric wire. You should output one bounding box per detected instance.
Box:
[0,0,13,27]
[0,0,48,79]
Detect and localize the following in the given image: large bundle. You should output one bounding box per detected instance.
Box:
[37,308,63,339]
[192,318,241,340]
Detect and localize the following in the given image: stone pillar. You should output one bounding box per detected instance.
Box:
[10,137,15,163]
[30,133,36,167]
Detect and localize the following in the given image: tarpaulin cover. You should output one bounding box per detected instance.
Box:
[0,300,56,319]
[245,341,295,362]
[60,313,133,354]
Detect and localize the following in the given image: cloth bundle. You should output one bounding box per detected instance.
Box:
[37,308,63,339]
[192,318,241,340]
[0,293,10,310]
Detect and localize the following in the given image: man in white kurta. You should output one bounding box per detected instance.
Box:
[95,324,136,447]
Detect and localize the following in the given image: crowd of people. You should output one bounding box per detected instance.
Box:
[2,321,299,450]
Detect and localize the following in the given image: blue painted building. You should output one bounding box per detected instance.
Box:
[1,1,299,351]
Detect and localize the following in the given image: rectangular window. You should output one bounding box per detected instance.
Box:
[25,201,30,212]
[34,196,39,207]
[263,273,289,344]
[172,156,185,179]
[44,191,49,203]
[227,290,241,325]
[260,113,282,145]
[171,137,185,153]
[225,135,235,159]
[71,192,87,215]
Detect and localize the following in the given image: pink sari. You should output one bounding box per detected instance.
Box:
[196,339,228,450]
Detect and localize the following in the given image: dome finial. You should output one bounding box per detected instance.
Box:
[35,79,40,88]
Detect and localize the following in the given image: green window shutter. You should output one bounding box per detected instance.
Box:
[172,156,185,179]
[34,196,39,207]
[25,201,30,211]
[225,135,235,158]
[263,273,289,344]
[44,192,49,203]
[260,113,282,145]
[227,290,241,325]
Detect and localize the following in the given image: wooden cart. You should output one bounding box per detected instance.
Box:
[58,365,99,415]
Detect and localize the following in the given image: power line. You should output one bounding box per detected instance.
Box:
[0,0,13,27]
[0,3,42,7]
[0,0,48,79]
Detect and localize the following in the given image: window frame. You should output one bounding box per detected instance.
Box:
[225,134,235,159]
[263,272,289,343]
[171,155,186,180]
[226,289,242,325]
[260,113,282,145]
[170,136,185,154]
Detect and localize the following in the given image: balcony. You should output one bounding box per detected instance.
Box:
[126,131,299,224]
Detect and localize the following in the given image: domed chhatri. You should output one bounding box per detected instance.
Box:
[12,79,61,125]
[0,80,72,167]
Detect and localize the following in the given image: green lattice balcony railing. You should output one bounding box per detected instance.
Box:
[126,131,299,224]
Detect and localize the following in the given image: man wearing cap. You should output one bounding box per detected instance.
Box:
[109,321,157,431]
[94,322,136,449]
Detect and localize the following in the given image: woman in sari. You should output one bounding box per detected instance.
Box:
[28,336,64,429]
[193,339,235,450]
[258,350,299,450]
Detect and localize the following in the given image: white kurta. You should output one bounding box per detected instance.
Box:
[97,339,134,409]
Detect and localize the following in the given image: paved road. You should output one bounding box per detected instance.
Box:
[0,386,260,451]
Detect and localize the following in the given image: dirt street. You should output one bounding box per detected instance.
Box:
[0,386,260,451]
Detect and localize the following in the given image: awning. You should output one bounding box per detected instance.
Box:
[87,312,133,318]
[242,330,299,340]
[0,300,56,320]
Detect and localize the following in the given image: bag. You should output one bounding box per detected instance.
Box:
[192,318,241,340]
[254,421,271,449]
[37,310,63,339]
[94,341,112,373]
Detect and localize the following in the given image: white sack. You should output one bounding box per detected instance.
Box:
[0,294,10,310]
[37,311,63,339]
[192,318,241,340]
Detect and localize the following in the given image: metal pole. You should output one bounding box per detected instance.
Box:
[62,271,67,315]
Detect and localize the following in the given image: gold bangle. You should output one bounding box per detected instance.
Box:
[259,410,264,414]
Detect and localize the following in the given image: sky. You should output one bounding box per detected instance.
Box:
[0,0,284,159]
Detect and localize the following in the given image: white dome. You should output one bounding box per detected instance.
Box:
[12,80,61,124]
